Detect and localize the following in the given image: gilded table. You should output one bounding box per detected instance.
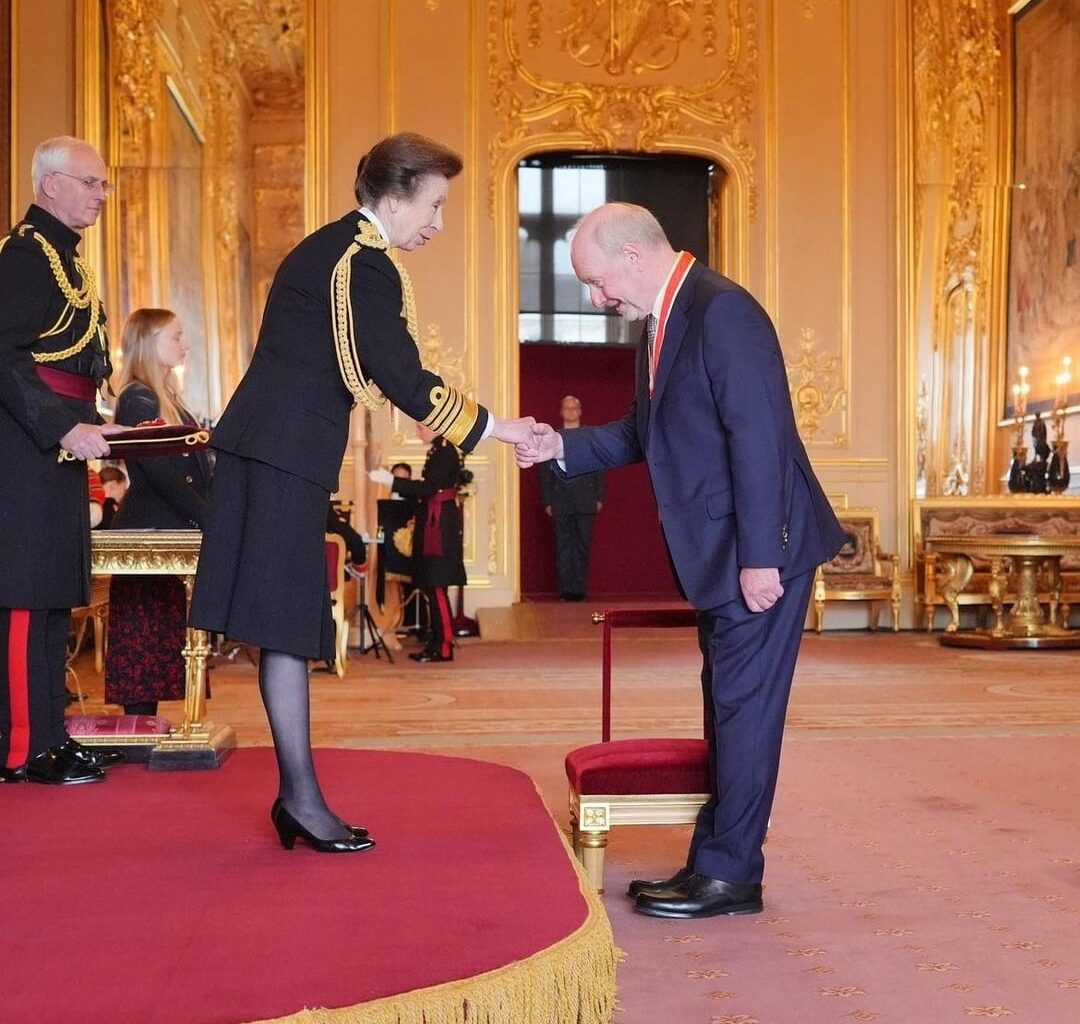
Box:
[926,533,1080,649]
[87,530,235,766]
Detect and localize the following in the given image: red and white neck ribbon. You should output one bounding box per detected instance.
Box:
[649,250,696,396]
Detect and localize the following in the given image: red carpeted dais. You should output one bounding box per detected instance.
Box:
[0,749,617,1024]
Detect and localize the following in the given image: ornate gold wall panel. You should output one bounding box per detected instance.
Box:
[911,0,1008,498]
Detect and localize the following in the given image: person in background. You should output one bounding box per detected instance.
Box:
[326,502,367,566]
[99,465,128,528]
[105,308,211,718]
[540,395,604,601]
[370,423,466,663]
[390,461,412,481]
[0,135,124,785]
[89,465,126,530]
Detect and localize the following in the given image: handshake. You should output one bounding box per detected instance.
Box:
[491,416,563,469]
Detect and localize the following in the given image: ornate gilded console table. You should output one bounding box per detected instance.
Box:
[88,530,236,767]
[926,534,1080,650]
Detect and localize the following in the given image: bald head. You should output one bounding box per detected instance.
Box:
[570,203,678,322]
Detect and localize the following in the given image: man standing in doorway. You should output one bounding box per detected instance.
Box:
[0,136,125,784]
[517,202,844,919]
[540,395,604,601]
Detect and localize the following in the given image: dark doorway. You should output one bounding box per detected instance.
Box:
[517,152,717,599]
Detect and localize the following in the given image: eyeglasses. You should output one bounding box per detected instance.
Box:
[50,170,116,196]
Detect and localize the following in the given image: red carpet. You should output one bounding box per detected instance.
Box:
[0,749,616,1024]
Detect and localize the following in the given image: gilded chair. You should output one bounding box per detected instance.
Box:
[813,507,901,632]
[325,534,349,678]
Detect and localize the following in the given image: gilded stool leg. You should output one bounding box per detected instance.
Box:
[578,831,608,893]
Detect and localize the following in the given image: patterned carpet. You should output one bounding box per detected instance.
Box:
[67,616,1080,1023]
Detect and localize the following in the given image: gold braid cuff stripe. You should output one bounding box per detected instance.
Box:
[422,384,480,449]
[0,227,104,364]
[330,222,420,412]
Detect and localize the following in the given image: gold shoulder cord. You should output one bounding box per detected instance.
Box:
[330,220,420,411]
[2,227,105,364]
[331,220,479,446]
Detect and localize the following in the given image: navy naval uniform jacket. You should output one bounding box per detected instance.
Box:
[190,210,488,659]
[0,204,111,764]
[560,259,845,885]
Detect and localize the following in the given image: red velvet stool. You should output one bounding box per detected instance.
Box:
[565,609,709,892]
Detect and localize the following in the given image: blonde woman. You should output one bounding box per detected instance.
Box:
[105,308,211,716]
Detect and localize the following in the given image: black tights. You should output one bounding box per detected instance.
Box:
[258,649,348,840]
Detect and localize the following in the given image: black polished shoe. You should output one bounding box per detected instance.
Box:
[634,874,763,919]
[0,764,28,783]
[271,798,369,840]
[627,866,695,899]
[60,739,124,770]
[270,801,376,853]
[410,649,453,663]
[24,747,106,785]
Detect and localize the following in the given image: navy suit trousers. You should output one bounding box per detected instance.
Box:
[688,569,815,884]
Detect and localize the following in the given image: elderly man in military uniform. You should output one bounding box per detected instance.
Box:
[0,136,125,784]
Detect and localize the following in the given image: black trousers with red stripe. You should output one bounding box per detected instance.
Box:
[0,608,71,768]
[426,587,454,658]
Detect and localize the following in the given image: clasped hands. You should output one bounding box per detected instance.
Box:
[490,417,564,468]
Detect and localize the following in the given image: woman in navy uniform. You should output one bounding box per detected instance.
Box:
[375,424,466,662]
[190,133,535,852]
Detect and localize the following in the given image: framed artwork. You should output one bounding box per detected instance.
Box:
[1005,0,1080,418]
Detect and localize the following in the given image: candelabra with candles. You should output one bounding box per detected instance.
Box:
[1049,356,1071,493]
[1007,366,1031,493]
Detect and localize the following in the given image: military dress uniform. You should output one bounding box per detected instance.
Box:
[0,204,111,776]
[392,436,467,660]
[189,211,489,660]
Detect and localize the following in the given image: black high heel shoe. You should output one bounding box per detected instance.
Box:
[270,798,369,839]
[270,801,375,853]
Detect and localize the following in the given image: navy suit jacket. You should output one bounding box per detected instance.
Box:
[561,261,844,611]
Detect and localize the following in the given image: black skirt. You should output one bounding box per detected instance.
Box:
[189,451,335,661]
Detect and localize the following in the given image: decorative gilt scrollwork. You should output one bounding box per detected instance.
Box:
[487,0,758,214]
[108,0,164,157]
[559,0,694,75]
[488,502,499,574]
[786,328,847,446]
[912,0,1007,497]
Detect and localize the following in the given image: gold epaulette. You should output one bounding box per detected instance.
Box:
[1,224,105,364]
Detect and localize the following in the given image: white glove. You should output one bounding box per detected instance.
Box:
[368,468,394,486]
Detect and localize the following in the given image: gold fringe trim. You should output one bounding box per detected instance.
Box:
[246,790,620,1024]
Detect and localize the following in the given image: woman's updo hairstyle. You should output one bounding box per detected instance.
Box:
[354,132,463,207]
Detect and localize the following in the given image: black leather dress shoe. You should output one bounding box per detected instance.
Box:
[0,764,28,783]
[634,874,763,919]
[24,747,106,785]
[410,649,453,663]
[60,739,124,770]
[627,865,695,899]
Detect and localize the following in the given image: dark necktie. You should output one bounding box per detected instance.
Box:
[646,314,658,367]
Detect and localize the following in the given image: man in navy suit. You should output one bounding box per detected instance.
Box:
[518,203,844,919]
